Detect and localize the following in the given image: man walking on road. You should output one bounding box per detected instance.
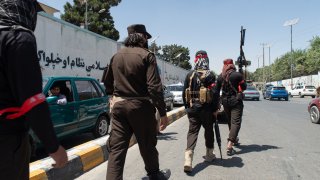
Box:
[182,50,220,172]
[215,59,247,156]
[0,1,68,179]
[103,24,170,180]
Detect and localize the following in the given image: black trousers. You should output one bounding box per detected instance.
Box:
[186,108,215,151]
[0,132,30,180]
[106,100,159,180]
[224,103,244,143]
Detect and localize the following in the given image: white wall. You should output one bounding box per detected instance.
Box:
[269,73,320,90]
[34,12,189,84]
[35,12,118,81]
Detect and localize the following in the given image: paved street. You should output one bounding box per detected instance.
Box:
[75,97,320,180]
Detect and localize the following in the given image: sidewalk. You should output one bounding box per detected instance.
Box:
[29,107,186,180]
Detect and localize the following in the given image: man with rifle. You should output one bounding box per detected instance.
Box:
[182,50,220,172]
[215,27,247,156]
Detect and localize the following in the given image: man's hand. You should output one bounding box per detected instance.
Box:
[49,145,68,168]
[159,116,169,131]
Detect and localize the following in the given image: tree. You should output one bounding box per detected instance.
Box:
[61,0,120,41]
[160,44,192,70]
[149,42,162,57]
[305,36,320,74]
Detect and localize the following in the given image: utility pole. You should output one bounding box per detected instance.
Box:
[261,43,267,84]
[284,18,299,89]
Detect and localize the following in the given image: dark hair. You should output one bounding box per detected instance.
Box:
[124,33,146,48]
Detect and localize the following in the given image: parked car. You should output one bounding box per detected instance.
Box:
[167,83,184,105]
[243,86,260,101]
[265,86,289,101]
[263,84,274,99]
[30,76,110,153]
[308,98,320,124]
[163,85,174,111]
[289,85,316,98]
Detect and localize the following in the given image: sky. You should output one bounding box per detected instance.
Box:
[39,0,320,74]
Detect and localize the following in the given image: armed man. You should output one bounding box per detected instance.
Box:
[215,59,247,156]
[182,50,220,173]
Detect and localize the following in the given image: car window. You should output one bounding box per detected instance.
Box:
[93,81,106,97]
[305,86,316,89]
[247,86,256,90]
[273,87,286,90]
[167,85,184,91]
[46,80,74,102]
[75,80,99,101]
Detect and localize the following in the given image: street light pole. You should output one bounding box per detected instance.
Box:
[284,18,299,89]
[85,0,88,29]
[150,36,160,53]
[175,53,182,67]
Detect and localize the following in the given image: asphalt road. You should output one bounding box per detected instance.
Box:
[75,96,320,180]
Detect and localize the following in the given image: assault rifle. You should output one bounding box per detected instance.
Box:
[237,26,247,79]
[214,119,222,160]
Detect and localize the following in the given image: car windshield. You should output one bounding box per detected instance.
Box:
[273,87,286,90]
[167,85,184,91]
[42,78,48,90]
[306,86,316,89]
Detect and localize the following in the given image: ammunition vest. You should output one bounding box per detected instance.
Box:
[185,70,213,107]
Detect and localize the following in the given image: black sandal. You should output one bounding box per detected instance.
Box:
[226,148,236,156]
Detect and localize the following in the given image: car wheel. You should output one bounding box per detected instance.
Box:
[312,96,315,98]
[310,106,320,124]
[168,101,173,111]
[285,97,288,101]
[299,92,304,98]
[93,115,110,138]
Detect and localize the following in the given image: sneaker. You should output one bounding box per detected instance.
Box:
[226,148,236,156]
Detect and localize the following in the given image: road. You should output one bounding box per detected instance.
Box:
[75,97,320,179]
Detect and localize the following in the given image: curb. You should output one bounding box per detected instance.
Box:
[29,106,186,180]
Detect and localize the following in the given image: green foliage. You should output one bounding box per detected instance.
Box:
[251,36,320,82]
[149,42,162,57]
[160,44,192,70]
[61,0,120,41]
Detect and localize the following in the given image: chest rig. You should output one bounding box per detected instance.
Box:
[185,70,213,107]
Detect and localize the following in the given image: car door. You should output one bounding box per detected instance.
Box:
[74,79,105,130]
[46,80,78,138]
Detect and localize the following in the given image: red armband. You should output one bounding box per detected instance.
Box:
[0,93,46,120]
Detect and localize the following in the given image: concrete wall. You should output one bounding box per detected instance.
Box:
[34,12,189,84]
[268,73,320,90]
[35,12,118,80]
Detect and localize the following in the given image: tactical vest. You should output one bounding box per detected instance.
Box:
[185,70,213,106]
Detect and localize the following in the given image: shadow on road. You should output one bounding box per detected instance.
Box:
[235,144,280,155]
[157,132,178,141]
[186,156,244,176]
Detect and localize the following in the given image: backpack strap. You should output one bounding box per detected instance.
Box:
[188,71,196,107]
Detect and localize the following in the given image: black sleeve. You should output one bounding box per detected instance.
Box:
[210,75,222,111]
[145,53,167,117]
[6,31,59,153]
[103,57,114,95]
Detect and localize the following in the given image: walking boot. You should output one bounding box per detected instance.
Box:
[203,148,216,162]
[184,150,193,173]
[143,169,171,180]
